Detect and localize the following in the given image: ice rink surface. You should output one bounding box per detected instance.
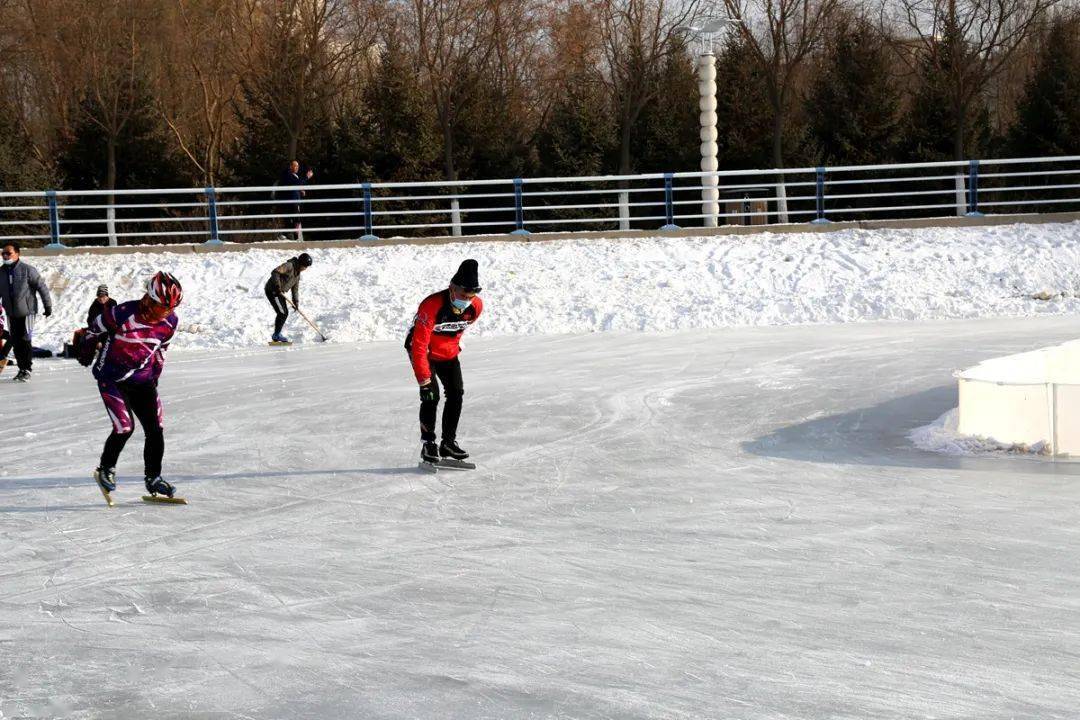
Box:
[2,317,1080,719]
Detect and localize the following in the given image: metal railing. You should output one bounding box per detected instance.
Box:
[2,155,1079,248]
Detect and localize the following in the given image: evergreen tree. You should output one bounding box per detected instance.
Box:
[900,25,992,162]
[805,17,902,165]
[57,81,188,191]
[321,49,440,184]
[1009,15,1080,156]
[632,48,700,174]
[713,38,773,170]
[534,78,617,178]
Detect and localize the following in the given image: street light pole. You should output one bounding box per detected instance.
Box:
[681,18,739,229]
[698,49,720,228]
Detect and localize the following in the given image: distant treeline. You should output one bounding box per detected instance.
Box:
[0,0,1078,196]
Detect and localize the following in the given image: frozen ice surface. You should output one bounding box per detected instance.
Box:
[2,316,1080,719]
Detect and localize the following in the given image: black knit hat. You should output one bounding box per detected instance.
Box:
[450,259,480,292]
[298,252,313,267]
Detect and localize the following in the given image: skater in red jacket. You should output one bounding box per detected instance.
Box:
[405,259,483,466]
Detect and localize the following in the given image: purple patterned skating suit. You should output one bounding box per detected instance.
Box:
[88,300,177,434]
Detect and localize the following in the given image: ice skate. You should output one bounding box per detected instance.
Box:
[94,467,117,507]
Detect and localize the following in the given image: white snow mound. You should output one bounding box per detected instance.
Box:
[25,221,1080,352]
[909,409,1050,456]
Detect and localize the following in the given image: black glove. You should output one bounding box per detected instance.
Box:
[43,308,52,318]
[419,383,438,403]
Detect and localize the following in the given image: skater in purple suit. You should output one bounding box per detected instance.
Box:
[80,271,184,501]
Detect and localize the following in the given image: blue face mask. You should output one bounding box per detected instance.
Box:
[451,296,472,311]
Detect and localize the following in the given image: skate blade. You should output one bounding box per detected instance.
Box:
[268,341,292,347]
[98,485,115,507]
[141,495,188,505]
[419,461,439,473]
[437,458,476,470]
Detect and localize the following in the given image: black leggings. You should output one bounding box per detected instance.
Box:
[265,284,289,335]
[100,382,165,478]
[420,358,464,443]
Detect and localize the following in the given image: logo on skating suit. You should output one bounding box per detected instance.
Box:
[433,321,469,333]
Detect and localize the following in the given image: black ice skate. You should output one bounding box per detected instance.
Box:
[94,467,117,507]
[439,440,469,460]
[419,441,441,472]
[437,440,476,470]
[142,476,187,504]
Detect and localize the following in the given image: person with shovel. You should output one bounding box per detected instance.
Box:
[265,253,313,344]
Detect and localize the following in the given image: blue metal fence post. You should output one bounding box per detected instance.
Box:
[361,183,378,241]
[511,178,530,236]
[966,160,984,217]
[811,167,831,224]
[660,173,680,230]
[44,190,65,249]
[204,187,223,245]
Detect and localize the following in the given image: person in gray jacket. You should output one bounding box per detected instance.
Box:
[0,242,52,382]
[264,252,312,343]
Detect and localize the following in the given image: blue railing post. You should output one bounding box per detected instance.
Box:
[811,167,831,224]
[204,187,222,245]
[511,178,529,236]
[966,160,984,217]
[361,183,378,241]
[44,190,65,249]
[660,173,679,230]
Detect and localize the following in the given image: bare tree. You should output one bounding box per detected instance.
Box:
[399,0,498,181]
[886,0,1059,159]
[598,0,702,175]
[156,0,256,186]
[239,0,376,161]
[719,0,839,169]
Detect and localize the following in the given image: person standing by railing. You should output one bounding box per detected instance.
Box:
[0,242,52,382]
[275,160,314,241]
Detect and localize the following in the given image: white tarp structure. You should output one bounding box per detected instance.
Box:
[958,338,1080,454]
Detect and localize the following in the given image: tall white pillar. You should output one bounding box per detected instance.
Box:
[698,52,720,228]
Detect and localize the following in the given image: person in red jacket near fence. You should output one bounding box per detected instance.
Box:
[405,259,483,465]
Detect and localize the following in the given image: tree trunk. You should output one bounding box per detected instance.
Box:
[106,134,118,247]
[442,120,457,182]
[106,134,117,191]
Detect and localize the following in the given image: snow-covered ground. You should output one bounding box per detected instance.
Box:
[23,221,1080,352]
[3,316,1080,718]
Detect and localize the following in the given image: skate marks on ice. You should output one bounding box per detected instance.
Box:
[4,320,1080,717]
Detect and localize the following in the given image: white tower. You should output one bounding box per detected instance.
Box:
[698,51,720,228]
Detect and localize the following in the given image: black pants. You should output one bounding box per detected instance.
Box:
[99,382,165,478]
[278,202,301,239]
[265,284,289,335]
[2,316,33,371]
[420,358,464,443]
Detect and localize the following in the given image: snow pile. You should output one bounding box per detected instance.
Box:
[909,409,1051,456]
[24,220,1080,351]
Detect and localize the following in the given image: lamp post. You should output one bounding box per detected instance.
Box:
[680,18,740,228]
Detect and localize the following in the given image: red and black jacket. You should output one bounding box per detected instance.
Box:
[405,290,483,382]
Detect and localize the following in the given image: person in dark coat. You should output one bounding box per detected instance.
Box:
[67,284,117,359]
[265,253,313,343]
[276,160,314,241]
[0,242,53,382]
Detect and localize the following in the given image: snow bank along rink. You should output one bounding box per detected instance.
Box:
[22,220,1080,351]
